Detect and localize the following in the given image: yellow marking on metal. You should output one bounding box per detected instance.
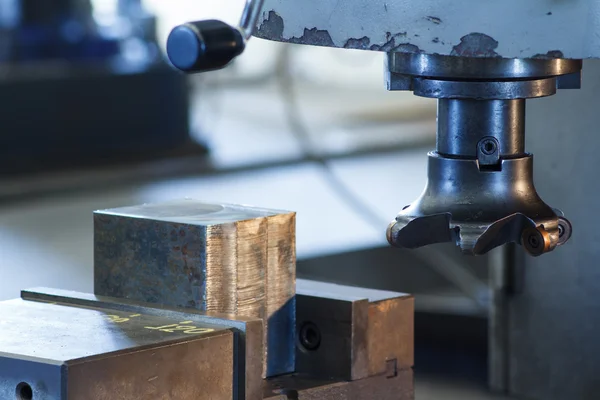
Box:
[105,314,131,323]
[144,323,214,334]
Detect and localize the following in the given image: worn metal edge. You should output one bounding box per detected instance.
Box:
[21,287,263,400]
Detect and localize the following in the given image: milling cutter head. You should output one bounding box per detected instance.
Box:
[386,153,572,256]
[383,54,580,256]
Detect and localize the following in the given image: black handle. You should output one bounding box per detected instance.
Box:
[166,20,245,73]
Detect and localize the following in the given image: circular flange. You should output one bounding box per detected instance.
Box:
[413,77,557,99]
[387,53,582,80]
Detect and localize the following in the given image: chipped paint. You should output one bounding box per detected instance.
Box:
[288,28,335,47]
[256,6,578,59]
[392,44,422,53]
[344,36,371,50]
[341,33,420,52]
[256,11,285,40]
[257,14,417,53]
[370,32,409,51]
[451,33,500,57]
[533,50,565,59]
[255,0,599,59]
[256,11,335,47]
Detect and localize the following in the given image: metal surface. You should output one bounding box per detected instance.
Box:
[388,53,583,80]
[492,59,600,400]
[254,0,600,59]
[295,279,413,381]
[239,0,266,39]
[94,199,295,377]
[412,78,557,100]
[264,368,414,400]
[386,56,576,256]
[66,331,233,400]
[0,297,234,400]
[21,287,265,400]
[437,100,525,157]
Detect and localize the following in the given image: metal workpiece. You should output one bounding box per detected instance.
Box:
[94,199,296,378]
[22,287,265,400]
[386,55,576,256]
[255,0,600,59]
[0,297,235,400]
[295,280,414,381]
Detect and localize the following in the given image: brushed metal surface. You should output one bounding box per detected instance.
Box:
[21,287,265,400]
[0,298,234,400]
[94,199,295,377]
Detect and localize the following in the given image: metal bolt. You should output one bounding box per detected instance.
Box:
[528,233,540,249]
[299,322,321,351]
[522,227,550,256]
[480,138,498,155]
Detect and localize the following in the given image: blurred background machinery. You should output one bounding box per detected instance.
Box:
[0,0,195,179]
[0,1,598,399]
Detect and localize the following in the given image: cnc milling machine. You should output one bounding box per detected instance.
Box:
[165,1,600,399]
[0,1,599,400]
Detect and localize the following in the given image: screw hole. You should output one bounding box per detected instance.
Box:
[480,139,498,155]
[299,322,321,351]
[16,382,33,400]
[528,234,540,249]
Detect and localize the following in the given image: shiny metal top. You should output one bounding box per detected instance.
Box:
[0,298,225,362]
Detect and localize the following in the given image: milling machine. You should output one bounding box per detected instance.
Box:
[166,0,580,258]
[0,2,598,400]
[165,1,600,400]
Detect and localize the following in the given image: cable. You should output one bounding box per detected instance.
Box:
[274,46,489,310]
[274,46,392,232]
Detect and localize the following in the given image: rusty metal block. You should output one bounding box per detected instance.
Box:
[0,296,235,400]
[295,280,414,381]
[93,200,295,377]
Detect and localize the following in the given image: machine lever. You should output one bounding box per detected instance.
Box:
[166,0,264,73]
